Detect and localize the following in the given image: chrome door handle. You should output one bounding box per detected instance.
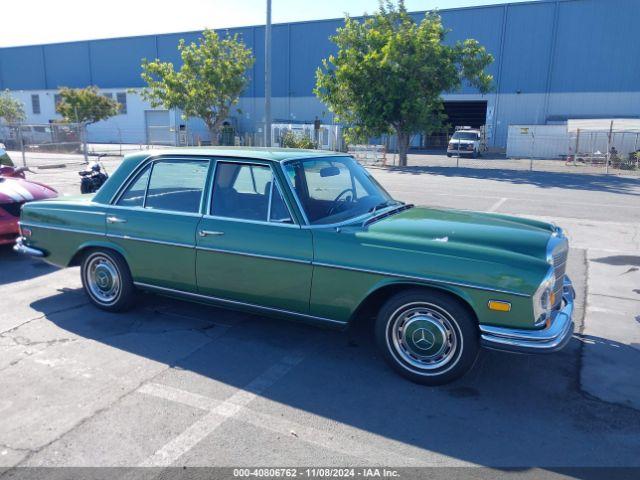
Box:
[198,230,224,237]
[106,216,127,224]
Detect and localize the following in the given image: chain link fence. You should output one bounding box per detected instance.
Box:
[387,126,640,176]
[1,123,87,168]
[3,122,638,177]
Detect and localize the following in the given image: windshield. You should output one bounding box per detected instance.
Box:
[283,156,397,225]
[451,131,479,141]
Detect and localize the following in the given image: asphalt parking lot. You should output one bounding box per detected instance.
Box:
[1,153,639,476]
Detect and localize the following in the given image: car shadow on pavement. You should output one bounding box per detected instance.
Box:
[0,245,58,285]
[27,288,640,471]
[383,166,640,196]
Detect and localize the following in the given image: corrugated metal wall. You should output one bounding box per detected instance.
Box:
[1,0,638,96]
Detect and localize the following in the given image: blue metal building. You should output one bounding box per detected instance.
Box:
[0,0,638,148]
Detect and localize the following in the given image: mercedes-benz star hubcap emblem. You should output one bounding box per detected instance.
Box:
[96,271,110,289]
[411,327,436,350]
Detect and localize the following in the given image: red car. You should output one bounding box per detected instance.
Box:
[0,166,57,245]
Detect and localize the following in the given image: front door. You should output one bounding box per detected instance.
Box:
[107,158,210,291]
[195,160,313,314]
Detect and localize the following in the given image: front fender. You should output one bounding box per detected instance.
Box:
[351,277,534,329]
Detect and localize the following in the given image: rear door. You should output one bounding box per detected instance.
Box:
[195,159,313,314]
[107,158,210,291]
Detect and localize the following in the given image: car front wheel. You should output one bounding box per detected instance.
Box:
[375,289,479,385]
[80,249,135,312]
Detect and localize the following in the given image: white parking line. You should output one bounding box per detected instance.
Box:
[138,348,309,467]
[138,382,433,466]
[486,197,507,213]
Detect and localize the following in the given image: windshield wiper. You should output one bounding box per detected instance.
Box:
[363,201,412,227]
[368,200,401,214]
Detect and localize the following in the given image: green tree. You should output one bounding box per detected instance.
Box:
[315,1,493,166]
[140,29,254,146]
[0,90,26,124]
[55,86,120,124]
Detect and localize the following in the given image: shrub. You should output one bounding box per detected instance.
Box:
[280,130,317,149]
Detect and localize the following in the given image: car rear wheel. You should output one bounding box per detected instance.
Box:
[80,249,135,312]
[375,289,479,385]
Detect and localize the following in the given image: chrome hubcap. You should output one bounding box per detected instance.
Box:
[86,255,120,304]
[390,304,458,370]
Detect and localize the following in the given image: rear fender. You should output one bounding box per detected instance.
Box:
[69,239,129,267]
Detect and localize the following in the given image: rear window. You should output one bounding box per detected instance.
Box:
[117,160,209,213]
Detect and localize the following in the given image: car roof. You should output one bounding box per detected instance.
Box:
[93,147,348,205]
[140,147,348,162]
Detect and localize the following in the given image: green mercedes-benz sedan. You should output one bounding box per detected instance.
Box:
[14,148,575,385]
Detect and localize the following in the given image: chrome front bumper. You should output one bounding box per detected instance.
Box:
[479,277,575,354]
[13,236,45,257]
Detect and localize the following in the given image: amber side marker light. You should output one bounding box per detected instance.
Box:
[488,300,512,312]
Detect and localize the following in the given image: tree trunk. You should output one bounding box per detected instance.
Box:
[208,126,219,146]
[396,129,410,167]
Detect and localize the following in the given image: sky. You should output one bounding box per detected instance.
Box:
[0,0,534,47]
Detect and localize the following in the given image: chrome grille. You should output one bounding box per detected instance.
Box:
[550,238,568,309]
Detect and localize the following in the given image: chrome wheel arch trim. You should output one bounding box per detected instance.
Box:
[133,281,347,328]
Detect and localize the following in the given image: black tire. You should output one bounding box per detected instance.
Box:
[446,153,452,158]
[375,289,479,385]
[80,178,91,194]
[80,249,136,312]
[472,149,479,159]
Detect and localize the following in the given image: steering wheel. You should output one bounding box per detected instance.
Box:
[327,188,356,216]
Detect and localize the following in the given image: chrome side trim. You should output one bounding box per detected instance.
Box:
[479,277,575,354]
[196,245,311,264]
[201,214,300,229]
[23,207,106,216]
[13,236,45,257]
[107,204,203,218]
[18,222,104,236]
[106,233,194,249]
[312,261,531,297]
[133,281,346,327]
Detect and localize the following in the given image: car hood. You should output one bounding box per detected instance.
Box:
[0,176,57,203]
[364,206,554,261]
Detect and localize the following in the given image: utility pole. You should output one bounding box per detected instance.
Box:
[264,0,272,147]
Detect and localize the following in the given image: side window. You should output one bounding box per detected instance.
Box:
[269,184,293,224]
[145,160,208,213]
[117,165,151,207]
[211,162,292,223]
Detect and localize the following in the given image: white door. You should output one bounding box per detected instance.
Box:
[145,110,172,145]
